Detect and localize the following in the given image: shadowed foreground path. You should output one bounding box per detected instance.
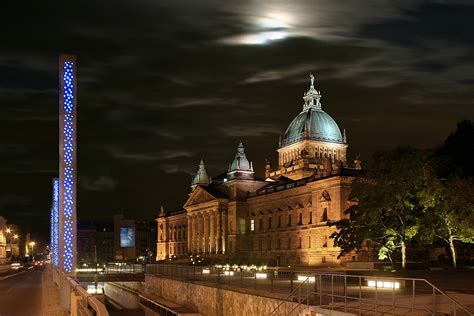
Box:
[0,267,43,316]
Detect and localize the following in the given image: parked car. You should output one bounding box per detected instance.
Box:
[11,262,22,270]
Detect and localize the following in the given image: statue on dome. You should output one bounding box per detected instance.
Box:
[310,73,315,86]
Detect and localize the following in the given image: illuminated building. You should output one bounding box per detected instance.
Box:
[157,75,364,265]
[0,216,7,264]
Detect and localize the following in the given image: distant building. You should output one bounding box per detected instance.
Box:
[157,75,363,266]
[114,214,156,263]
[77,221,114,264]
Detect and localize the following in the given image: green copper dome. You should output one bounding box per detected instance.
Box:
[282,108,343,146]
[281,74,345,147]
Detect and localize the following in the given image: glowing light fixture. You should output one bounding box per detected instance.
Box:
[256,273,267,279]
[52,178,59,267]
[297,275,315,282]
[367,280,400,289]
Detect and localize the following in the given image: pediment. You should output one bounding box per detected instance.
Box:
[184,186,218,208]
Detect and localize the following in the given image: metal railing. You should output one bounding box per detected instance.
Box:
[67,276,109,316]
[270,276,311,316]
[146,264,474,316]
[270,273,474,316]
[146,264,305,294]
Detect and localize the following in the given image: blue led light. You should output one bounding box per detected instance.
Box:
[61,61,75,273]
[53,178,59,267]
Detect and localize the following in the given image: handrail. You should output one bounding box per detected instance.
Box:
[67,276,109,316]
[269,275,311,316]
[149,264,474,316]
[423,278,473,316]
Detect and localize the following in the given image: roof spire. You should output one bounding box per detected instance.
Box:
[303,73,322,112]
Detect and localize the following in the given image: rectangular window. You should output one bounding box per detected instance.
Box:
[250,219,255,231]
[308,236,311,248]
[288,238,291,249]
[309,212,312,224]
[278,216,281,228]
[288,214,291,227]
[299,237,302,249]
[259,218,263,230]
[268,238,272,250]
[259,238,262,251]
[299,213,302,225]
[268,217,272,229]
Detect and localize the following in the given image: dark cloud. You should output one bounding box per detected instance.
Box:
[1,0,473,241]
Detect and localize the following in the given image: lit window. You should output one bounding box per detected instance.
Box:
[250,219,255,231]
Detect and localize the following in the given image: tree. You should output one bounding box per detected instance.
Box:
[434,120,474,179]
[330,147,429,269]
[420,177,474,268]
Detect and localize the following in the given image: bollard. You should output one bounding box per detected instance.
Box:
[254,271,257,290]
[290,270,294,292]
[270,272,274,293]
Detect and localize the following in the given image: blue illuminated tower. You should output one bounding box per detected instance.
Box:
[51,178,60,267]
[58,55,77,274]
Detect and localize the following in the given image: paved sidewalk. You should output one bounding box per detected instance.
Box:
[41,265,68,316]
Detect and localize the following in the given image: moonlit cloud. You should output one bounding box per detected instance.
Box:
[1,0,474,240]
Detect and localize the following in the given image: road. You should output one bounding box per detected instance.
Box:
[0,267,43,316]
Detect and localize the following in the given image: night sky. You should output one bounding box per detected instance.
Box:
[1,1,473,242]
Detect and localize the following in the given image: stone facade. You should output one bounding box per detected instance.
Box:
[144,274,354,316]
[156,75,363,265]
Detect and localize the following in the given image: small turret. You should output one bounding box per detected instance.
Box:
[191,159,211,190]
[227,141,254,180]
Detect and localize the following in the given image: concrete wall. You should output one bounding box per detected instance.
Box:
[104,282,140,309]
[144,275,354,316]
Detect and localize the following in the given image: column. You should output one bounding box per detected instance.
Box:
[209,211,215,254]
[198,214,203,253]
[192,215,197,253]
[202,212,209,253]
[216,211,221,254]
[187,216,191,254]
[222,210,227,254]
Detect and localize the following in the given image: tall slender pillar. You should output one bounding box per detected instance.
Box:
[58,54,77,274]
[51,178,59,267]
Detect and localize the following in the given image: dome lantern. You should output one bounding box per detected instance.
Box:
[281,74,345,147]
